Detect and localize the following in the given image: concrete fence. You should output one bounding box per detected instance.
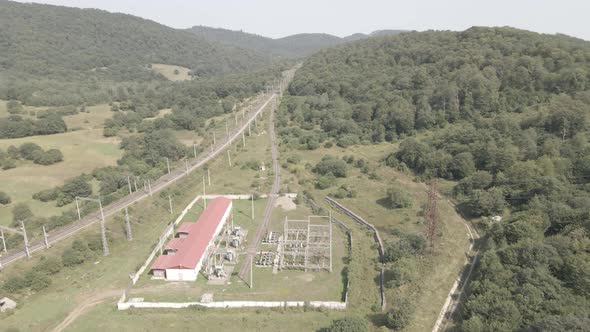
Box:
[118,300,345,310]
[117,192,348,312]
[325,196,387,312]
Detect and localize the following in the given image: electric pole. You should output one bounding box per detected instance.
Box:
[207,168,211,186]
[127,175,132,194]
[75,197,81,220]
[185,160,189,175]
[213,131,216,145]
[250,255,254,288]
[202,175,207,208]
[125,207,132,241]
[251,194,254,220]
[20,220,30,258]
[165,157,170,174]
[98,197,109,256]
[168,195,174,215]
[0,229,7,253]
[193,144,197,159]
[42,225,50,249]
[227,150,232,167]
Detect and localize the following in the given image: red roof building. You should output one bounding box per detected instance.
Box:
[150,197,232,281]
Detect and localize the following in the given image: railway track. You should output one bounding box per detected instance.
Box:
[0,93,276,268]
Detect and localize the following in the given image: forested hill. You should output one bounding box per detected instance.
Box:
[282,27,590,330]
[188,26,405,58]
[0,0,270,82]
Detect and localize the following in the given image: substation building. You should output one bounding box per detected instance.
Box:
[150,197,232,281]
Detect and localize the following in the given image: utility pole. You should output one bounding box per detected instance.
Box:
[147,179,152,196]
[127,175,132,194]
[42,225,50,249]
[168,195,173,215]
[75,197,81,220]
[98,197,109,256]
[213,131,216,145]
[134,177,138,192]
[250,255,253,289]
[20,220,30,258]
[251,194,255,220]
[185,160,189,175]
[1,229,7,253]
[202,176,207,208]
[235,112,238,126]
[227,150,232,167]
[165,157,171,174]
[242,131,246,147]
[193,144,198,159]
[207,168,211,186]
[248,122,251,136]
[124,207,132,241]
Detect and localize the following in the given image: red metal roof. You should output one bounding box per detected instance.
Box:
[151,197,232,270]
[176,222,193,234]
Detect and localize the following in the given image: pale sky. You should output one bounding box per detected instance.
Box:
[14,0,590,40]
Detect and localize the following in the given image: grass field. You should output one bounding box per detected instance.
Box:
[279,141,471,331]
[0,129,122,226]
[63,104,113,130]
[151,64,192,81]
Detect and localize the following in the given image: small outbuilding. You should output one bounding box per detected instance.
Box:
[0,297,16,312]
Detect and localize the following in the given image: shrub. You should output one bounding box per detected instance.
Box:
[386,303,413,330]
[33,149,63,165]
[33,188,59,202]
[314,156,347,178]
[35,256,63,275]
[24,270,51,291]
[325,316,368,332]
[316,173,336,189]
[385,186,412,209]
[0,191,11,205]
[2,276,28,293]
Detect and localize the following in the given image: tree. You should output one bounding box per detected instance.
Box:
[0,191,11,205]
[386,298,414,330]
[450,152,476,179]
[12,202,33,225]
[314,156,347,178]
[384,186,412,209]
[467,188,506,216]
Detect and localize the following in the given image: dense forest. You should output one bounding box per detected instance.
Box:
[281,27,590,330]
[0,0,276,106]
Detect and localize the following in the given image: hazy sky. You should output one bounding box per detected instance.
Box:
[14,0,590,40]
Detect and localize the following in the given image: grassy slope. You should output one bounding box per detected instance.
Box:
[280,142,471,331]
[150,64,192,81]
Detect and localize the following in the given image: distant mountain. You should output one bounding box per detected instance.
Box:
[0,0,270,82]
[188,26,408,58]
[369,29,407,37]
[274,33,343,57]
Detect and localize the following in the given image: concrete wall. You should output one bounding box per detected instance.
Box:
[165,268,198,281]
[118,300,346,311]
